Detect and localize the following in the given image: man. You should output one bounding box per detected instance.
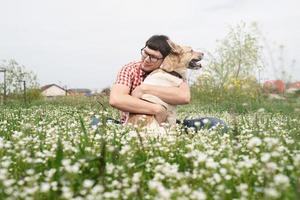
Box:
[109,35,191,124]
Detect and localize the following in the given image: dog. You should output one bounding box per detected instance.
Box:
[126,41,203,129]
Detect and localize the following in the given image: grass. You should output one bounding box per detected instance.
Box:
[0,93,299,199]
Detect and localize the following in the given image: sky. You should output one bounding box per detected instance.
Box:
[0,0,299,90]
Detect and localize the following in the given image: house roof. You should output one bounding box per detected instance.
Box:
[41,84,66,91]
[68,88,92,93]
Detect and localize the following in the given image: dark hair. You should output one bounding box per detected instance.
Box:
[145,35,171,58]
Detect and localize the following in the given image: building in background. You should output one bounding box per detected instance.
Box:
[67,88,92,96]
[41,84,67,98]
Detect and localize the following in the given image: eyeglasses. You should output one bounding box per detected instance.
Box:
[140,47,164,63]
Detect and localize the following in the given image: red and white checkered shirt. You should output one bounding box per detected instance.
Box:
[114,61,148,123]
[115,61,147,94]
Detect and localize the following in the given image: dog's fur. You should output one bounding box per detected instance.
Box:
[126,41,203,128]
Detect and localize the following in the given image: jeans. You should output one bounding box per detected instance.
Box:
[91,116,228,132]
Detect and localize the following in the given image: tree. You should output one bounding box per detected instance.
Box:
[199,22,263,88]
[0,59,39,95]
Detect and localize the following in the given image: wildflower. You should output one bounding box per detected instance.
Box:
[132,172,142,184]
[190,189,206,200]
[219,168,227,176]
[3,179,15,187]
[294,154,300,166]
[213,173,222,183]
[237,183,248,192]
[264,187,280,198]
[266,162,278,172]
[106,163,115,174]
[206,158,218,169]
[274,174,289,188]
[62,186,73,199]
[120,145,131,155]
[26,169,35,175]
[242,102,248,106]
[261,153,271,163]
[1,160,11,168]
[247,137,262,149]
[91,185,104,194]
[178,184,191,195]
[257,108,265,113]
[83,179,94,188]
[40,182,51,192]
[0,137,4,148]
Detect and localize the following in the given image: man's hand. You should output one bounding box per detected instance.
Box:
[154,104,168,124]
[131,85,146,98]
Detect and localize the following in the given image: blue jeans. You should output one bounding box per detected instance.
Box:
[91,116,227,132]
[181,117,228,132]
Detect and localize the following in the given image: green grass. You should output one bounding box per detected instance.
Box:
[0,94,299,199]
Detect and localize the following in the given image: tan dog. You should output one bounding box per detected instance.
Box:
[126,41,203,128]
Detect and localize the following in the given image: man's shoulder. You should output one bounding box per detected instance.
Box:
[122,61,142,70]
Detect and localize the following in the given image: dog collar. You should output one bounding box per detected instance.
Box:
[161,69,183,79]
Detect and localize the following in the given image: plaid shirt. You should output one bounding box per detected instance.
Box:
[115,61,147,94]
[114,61,148,122]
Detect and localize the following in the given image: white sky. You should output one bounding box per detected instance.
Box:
[0,0,299,90]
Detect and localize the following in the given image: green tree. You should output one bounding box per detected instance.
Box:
[0,59,39,95]
[199,22,263,88]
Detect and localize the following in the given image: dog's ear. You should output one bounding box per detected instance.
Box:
[160,55,175,71]
[167,40,182,55]
[160,54,182,72]
[160,40,182,71]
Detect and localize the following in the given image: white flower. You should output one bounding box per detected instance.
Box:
[266,162,278,172]
[190,189,207,200]
[91,185,104,194]
[62,159,71,166]
[106,163,115,174]
[40,182,51,192]
[202,118,209,124]
[0,137,4,148]
[236,183,248,192]
[62,186,73,199]
[206,158,218,169]
[274,174,289,187]
[220,158,229,165]
[257,108,265,113]
[224,175,232,181]
[1,160,11,168]
[264,187,280,198]
[261,153,271,163]
[26,169,35,175]
[247,137,262,149]
[194,121,201,127]
[220,168,227,175]
[213,173,222,183]
[83,179,94,188]
[3,179,15,187]
[132,172,142,184]
[294,154,300,166]
[242,103,248,106]
[120,145,131,155]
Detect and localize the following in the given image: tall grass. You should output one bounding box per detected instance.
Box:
[0,91,299,199]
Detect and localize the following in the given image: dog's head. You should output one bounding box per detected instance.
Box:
[160,40,204,72]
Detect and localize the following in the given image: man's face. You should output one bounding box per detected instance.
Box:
[141,46,164,72]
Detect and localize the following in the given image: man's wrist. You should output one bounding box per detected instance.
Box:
[153,104,166,115]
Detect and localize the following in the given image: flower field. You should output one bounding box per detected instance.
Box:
[0,101,300,200]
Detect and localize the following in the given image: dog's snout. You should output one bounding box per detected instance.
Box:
[198,52,204,59]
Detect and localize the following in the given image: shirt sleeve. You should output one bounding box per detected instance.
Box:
[115,65,132,88]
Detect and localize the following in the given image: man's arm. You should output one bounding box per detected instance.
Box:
[109,84,167,122]
[131,81,191,105]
